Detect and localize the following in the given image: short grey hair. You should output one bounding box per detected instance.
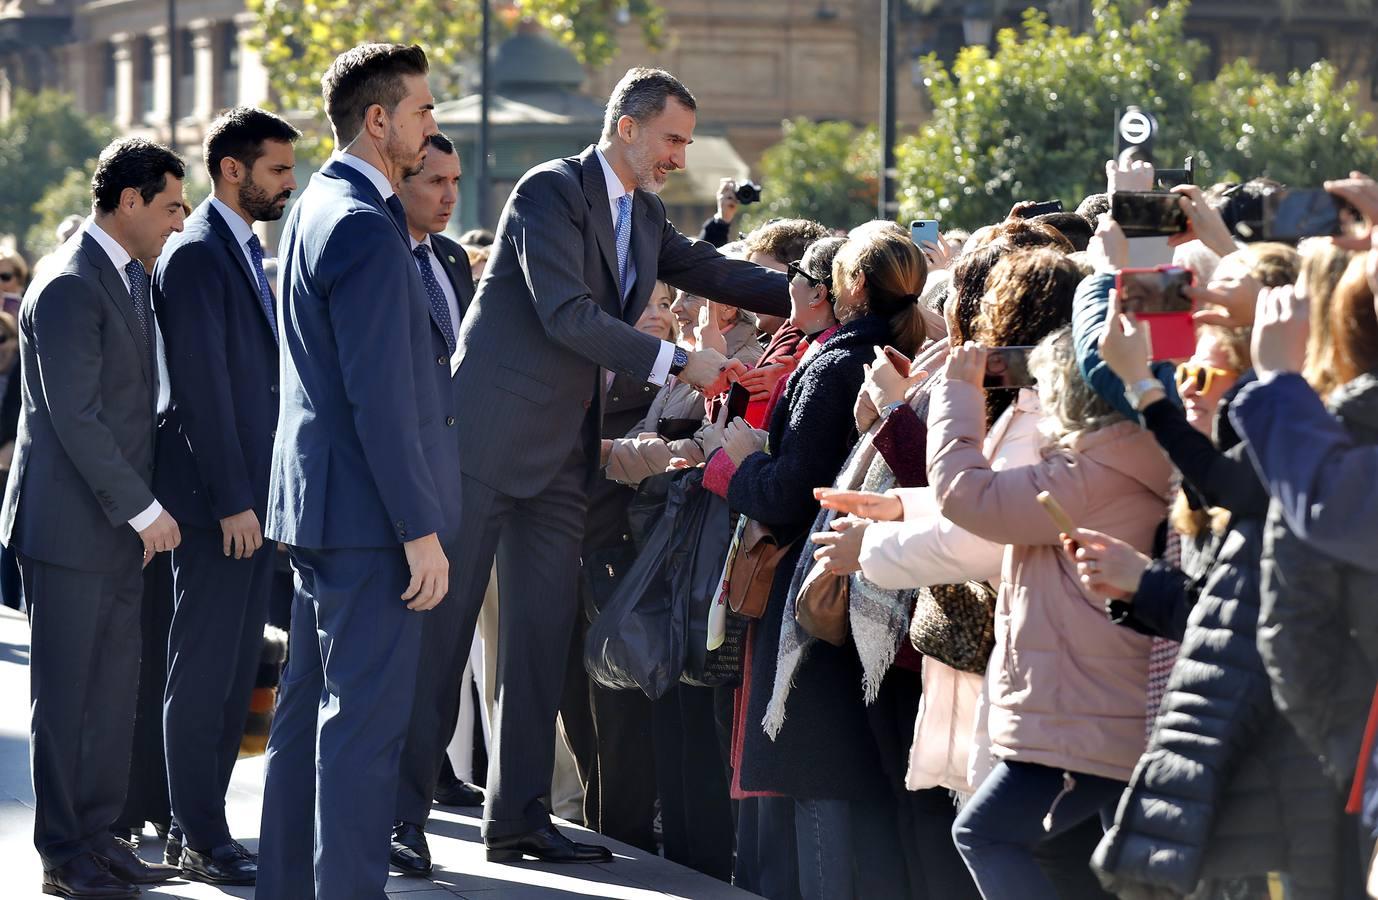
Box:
[601,67,696,140]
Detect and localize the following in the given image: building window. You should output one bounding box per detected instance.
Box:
[139,35,155,116]
[1185,31,1220,81]
[103,41,116,114]
[1262,34,1325,76]
[219,25,239,110]
[177,30,194,117]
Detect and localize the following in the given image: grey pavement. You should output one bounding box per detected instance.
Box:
[0,607,757,899]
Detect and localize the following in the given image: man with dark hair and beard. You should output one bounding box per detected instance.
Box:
[151,105,299,887]
[256,44,460,900]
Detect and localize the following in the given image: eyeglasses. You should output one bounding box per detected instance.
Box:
[787,260,830,290]
[1175,362,1234,395]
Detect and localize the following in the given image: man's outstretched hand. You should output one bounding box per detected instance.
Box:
[680,347,748,396]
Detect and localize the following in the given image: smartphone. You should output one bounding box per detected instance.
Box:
[882,345,911,378]
[1154,156,1195,191]
[1023,200,1064,218]
[983,346,1036,391]
[1111,191,1188,237]
[1036,491,1078,535]
[1262,189,1346,242]
[910,219,940,248]
[0,292,19,317]
[726,382,751,422]
[1115,266,1195,360]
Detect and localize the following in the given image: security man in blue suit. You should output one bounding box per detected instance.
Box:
[152,106,301,887]
[254,44,461,900]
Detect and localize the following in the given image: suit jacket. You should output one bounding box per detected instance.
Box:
[152,199,280,529]
[0,230,158,572]
[453,144,789,497]
[266,158,462,549]
[428,232,476,321]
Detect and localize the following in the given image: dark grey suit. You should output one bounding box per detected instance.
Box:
[1,228,159,869]
[427,145,790,841]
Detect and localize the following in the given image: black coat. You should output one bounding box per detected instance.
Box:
[729,314,892,800]
[1258,373,1378,791]
[1095,383,1341,899]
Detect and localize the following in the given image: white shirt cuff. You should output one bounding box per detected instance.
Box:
[128,500,163,533]
[647,340,676,387]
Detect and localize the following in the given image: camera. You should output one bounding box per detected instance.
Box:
[735,181,763,205]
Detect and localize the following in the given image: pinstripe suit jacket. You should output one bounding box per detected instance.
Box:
[452,145,789,497]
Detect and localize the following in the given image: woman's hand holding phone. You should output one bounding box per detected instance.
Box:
[1098,290,1154,385]
[945,342,987,386]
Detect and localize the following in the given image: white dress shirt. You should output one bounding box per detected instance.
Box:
[331,150,396,201]
[593,147,675,387]
[409,234,462,350]
[83,218,163,533]
[209,196,260,276]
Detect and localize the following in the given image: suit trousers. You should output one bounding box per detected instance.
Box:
[164,523,274,851]
[397,441,588,839]
[256,545,422,900]
[117,553,174,833]
[21,552,143,869]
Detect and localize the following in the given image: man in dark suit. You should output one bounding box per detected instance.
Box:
[152,106,301,887]
[254,43,461,900]
[400,66,791,865]
[1,137,186,898]
[389,130,481,877]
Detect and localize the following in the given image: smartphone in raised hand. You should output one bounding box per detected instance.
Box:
[1111,191,1189,238]
[1115,265,1195,360]
[726,382,751,423]
[882,345,912,378]
[983,346,1036,391]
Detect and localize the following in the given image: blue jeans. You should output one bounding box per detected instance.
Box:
[952,760,1124,900]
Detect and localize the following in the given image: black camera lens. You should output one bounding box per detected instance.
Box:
[735,181,762,205]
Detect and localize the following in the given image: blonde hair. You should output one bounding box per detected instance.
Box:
[1299,238,1359,398]
[1028,327,1123,449]
[0,248,29,288]
[831,227,928,355]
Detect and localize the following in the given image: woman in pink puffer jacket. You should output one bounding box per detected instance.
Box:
[927,328,1172,900]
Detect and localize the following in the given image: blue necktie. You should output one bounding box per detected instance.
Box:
[413,244,456,354]
[123,259,152,353]
[245,235,279,342]
[614,193,633,300]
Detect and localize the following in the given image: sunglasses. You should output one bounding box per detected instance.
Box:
[1175,362,1233,395]
[0,272,16,283]
[787,260,831,290]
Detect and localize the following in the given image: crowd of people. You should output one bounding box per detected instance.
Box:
[4,33,1378,900]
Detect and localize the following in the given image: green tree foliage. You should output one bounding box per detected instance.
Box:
[1198,59,1378,186]
[889,0,1378,230]
[248,0,665,138]
[0,91,114,257]
[25,169,91,260]
[738,118,880,233]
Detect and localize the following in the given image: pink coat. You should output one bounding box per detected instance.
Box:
[927,379,1173,782]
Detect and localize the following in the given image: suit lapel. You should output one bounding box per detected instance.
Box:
[579,146,622,307]
[205,201,276,334]
[322,158,410,246]
[81,233,153,390]
[431,238,475,319]
[622,191,660,324]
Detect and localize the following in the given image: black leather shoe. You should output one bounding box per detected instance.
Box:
[486,824,613,864]
[390,821,432,877]
[163,822,182,866]
[434,779,485,807]
[41,853,138,898]
[97,836,180,884]
[182,843,256,886]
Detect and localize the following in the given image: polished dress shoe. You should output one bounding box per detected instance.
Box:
[97,836,180,884]
[41,853,138,899]
[434,778,485,807]
[182,842,256,886]
[390,821,433,877]
[486,824,613,864]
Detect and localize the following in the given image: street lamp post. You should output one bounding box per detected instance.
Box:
[476,0,493,228]
[167,0,177,148]
[878,0,897,221]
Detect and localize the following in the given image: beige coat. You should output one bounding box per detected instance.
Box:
[927,378,1173,782]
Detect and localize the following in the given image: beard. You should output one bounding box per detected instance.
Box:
[625,140,671,194]
[239,173,291,222]
[388,126,427,180]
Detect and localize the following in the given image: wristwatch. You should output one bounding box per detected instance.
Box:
[669,346,689,377]
[1123,377,1164,410]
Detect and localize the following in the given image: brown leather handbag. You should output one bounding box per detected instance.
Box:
[795,557,849,646]
[727,518,794,619]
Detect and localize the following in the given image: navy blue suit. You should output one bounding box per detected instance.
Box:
[152,198,280,855]
[257,158,461,900]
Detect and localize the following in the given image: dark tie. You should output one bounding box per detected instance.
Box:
[123,259,152,353]
[245,235,279,342]
[412,244,457,354]
[385,194,409,235]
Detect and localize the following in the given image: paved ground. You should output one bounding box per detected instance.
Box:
[0,607,756,899]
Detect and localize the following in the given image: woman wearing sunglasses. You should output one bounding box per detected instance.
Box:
[1175,326,1244,437]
